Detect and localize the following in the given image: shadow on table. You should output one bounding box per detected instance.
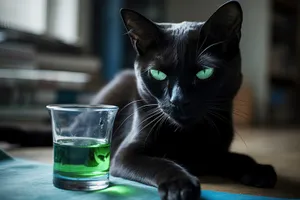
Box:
[275,175,300,198]
[198,175,300,199]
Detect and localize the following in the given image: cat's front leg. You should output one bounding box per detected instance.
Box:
[221,152,277,188]
[111,144,201,200]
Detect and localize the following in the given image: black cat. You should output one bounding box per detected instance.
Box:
[91,1,277,200]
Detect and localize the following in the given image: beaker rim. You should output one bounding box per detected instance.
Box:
[46,104,119,112]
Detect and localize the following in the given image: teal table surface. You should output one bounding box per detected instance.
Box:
[0,150,298,200]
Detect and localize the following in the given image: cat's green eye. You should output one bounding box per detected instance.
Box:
[150,69,167,81]
[196,68,214,80]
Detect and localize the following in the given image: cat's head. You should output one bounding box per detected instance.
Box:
[120,1,243,126]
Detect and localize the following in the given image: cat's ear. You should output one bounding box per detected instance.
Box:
[120,8,162,55]
[201,0,243,41]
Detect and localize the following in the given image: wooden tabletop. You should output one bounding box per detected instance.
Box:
[6,127,300,199]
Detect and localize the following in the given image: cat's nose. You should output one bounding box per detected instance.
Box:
[170,84,190,108]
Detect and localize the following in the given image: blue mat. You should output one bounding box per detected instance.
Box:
[0,150,297,200]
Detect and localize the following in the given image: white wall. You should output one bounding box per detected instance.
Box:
[46,0,79,44]
[166,0,226,22]
[165,0,271,123]
[239,0,271,124]
[78,0,92,52]
[0,0,47,34]
[0,0,84,46]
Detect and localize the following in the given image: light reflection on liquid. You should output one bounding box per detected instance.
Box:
[97,184,137,196]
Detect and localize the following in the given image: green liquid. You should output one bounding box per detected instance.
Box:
[53,138,111,179]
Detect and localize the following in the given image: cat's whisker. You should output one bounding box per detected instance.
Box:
[206,110,248,148]
[206,96,250,102]
[136,103,159,111]
[138,112,164,142]
[137,108,162,129]
[206,98,250,106]
[234,99,250,103]
[233,104,249,108]
[158,114,168,133]
[233,112,249,119]
[208,108,248,147]
[134,104,159,117]
[206,100,233,104]
[205,97,231,101]
[208,106,250,120]
[196,33,208,57]
[197,40,226,60]
[144,113,165,149]
[208,105,250,120]
[158,115,170,139]
[234,101,250,105]
[118,99,144,113]
[154,113,168,135]
[205,101,231,107]
[234,129,248,148]
[204,115,220,138]
[157,105,181,130]
[147,113,165,136]
[233,112,249,120]
[113,104,159,134]
[207,109,229,123]
[232,108,250,119]
[151,113,168,145]
[205,100,231,104]
[208,106,231,113]
[169,116,182,130]
[207,106,231,111]
[174,117,183,132]
[232,107,250,115]
[195,28,201,57]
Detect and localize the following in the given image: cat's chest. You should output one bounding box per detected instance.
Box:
[147,122,231,159]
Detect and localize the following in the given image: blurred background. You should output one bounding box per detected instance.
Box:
[0,0,299,145]
[1,1,300,197]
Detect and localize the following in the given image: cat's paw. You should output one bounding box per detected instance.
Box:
[158,175,201,200]
[240,164,277,188]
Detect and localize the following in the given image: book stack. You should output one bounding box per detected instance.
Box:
[0,42,101,123]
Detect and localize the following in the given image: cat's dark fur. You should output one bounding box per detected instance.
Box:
[92,1,277,200]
